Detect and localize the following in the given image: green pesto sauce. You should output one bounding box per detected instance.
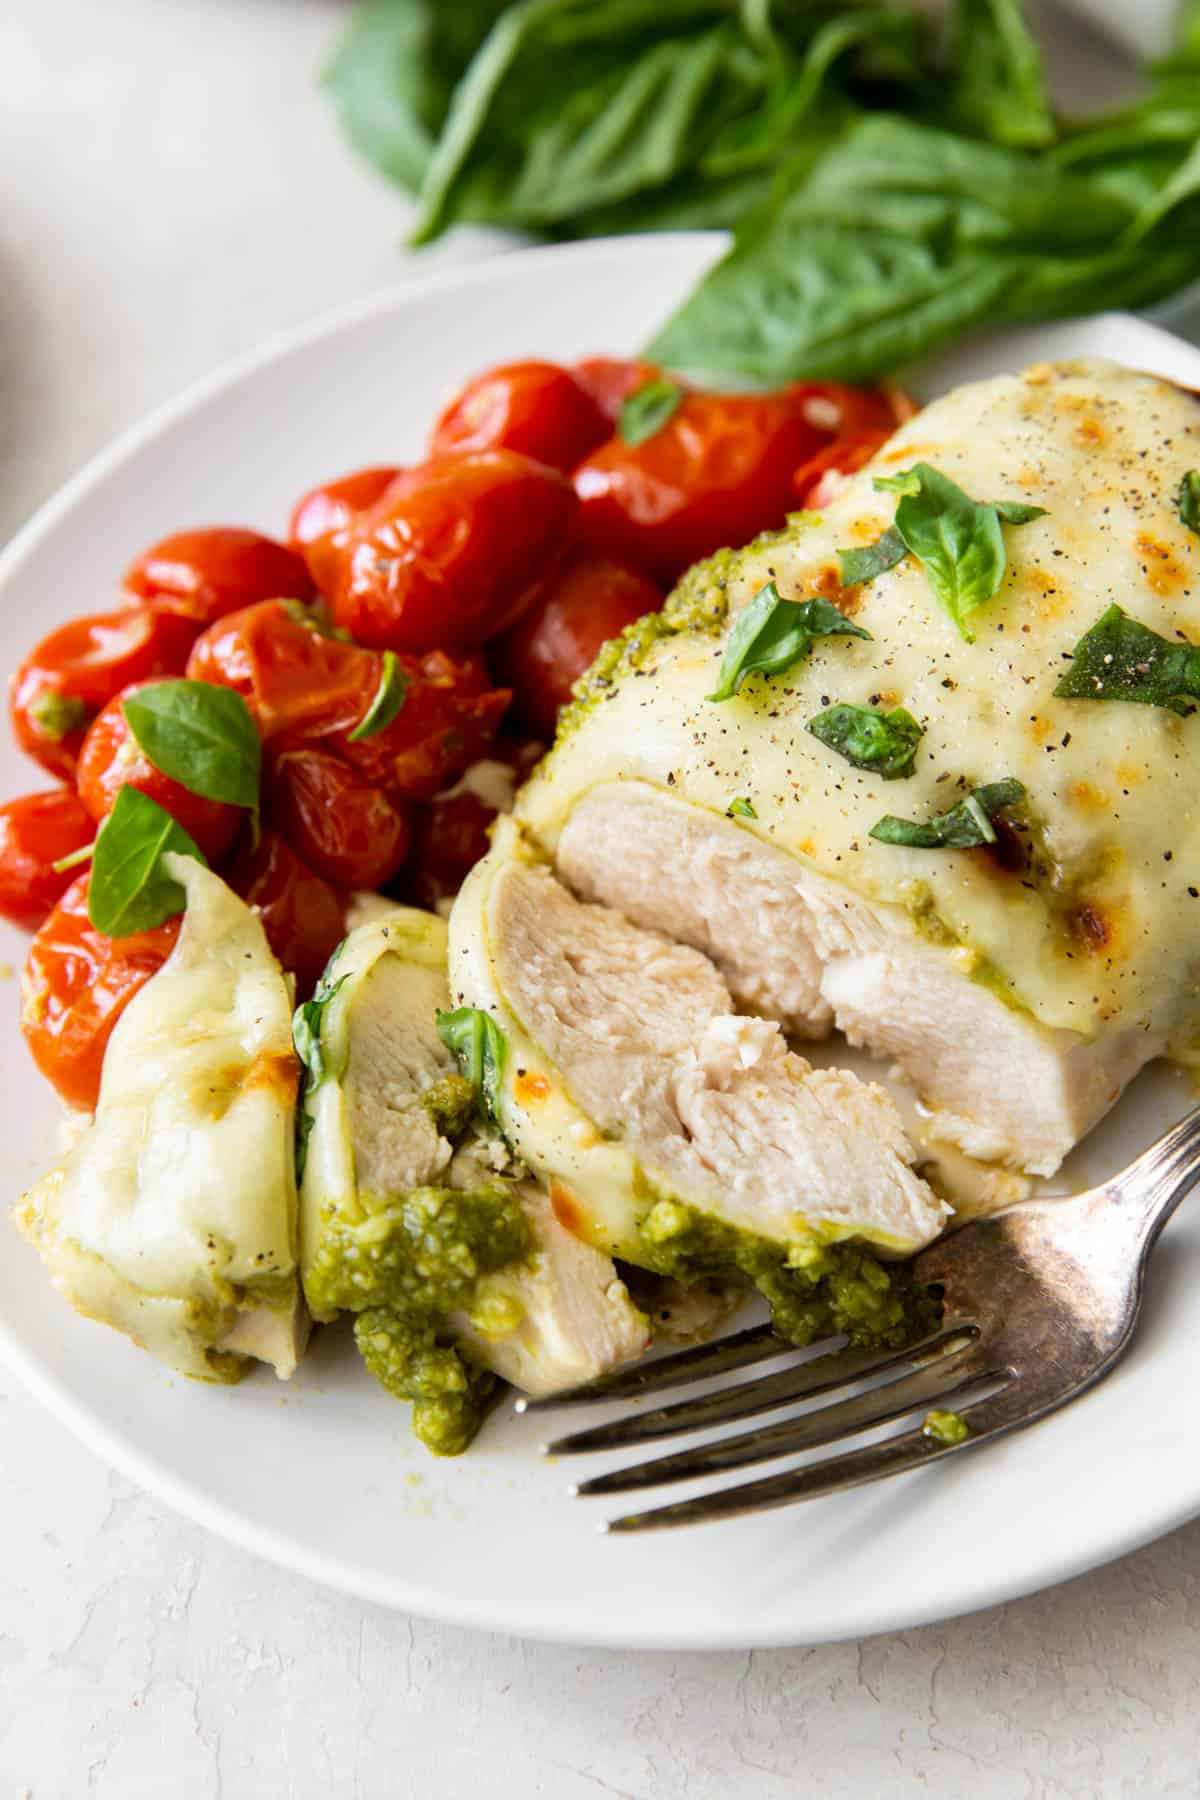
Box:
[558,521,814,739]
[923,1408,969,1445]
[308,1182,530,1455]
[637,1199,935,1350]
[421,1072,477,1144]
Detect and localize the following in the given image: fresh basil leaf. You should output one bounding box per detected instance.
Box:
[122,679,261,810]
[348,651,410,741]
[411,7,773,245]
[838,527,906,586]
[707,580,871,702]
[726,796,757,818]
[1054,604,1200,716]
[618,377,685,446]
[436,1006,507,1119]
[808,702,923,779]
[870,777,1025,849]
[323,0,508,196]
[293,969,351,1096]
[50,843,95,877]
[870,464,1045,640]
[944,0,1055,151]
[1180,469,1200,536]
[87,787,206,937]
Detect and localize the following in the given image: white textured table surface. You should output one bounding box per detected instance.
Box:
[5,4,1200,1795]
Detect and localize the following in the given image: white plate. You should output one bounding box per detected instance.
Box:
[3,235,1200,1650]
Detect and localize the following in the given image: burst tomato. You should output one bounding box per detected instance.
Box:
[573,358,664,424]
[430,360,609,473]
[403,740,542,911]
[288,466,401,595]
[75,686,242,864]
[334,650,510,801]
[328,450,576,653]
[492,551,662,739]
[266,746,410,891]
[573,390,830,584]
[0,791,96,932]
[225,827,346,1000]
[123,527,313,625]
[790,383,915,507]
[10,605,200,782]
[22,874,180,1111]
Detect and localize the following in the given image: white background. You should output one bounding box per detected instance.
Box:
[3,3,1200,1795]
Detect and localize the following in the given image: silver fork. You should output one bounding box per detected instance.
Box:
[518,1109,1200,1533]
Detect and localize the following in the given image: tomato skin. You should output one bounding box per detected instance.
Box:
[10,604,200,782]
[403,739,543,911]
[573,391,829,585]
[329,450,577,653]
[492,551,662,739]
[430,360,609,474]
[573,357,664,424]
[76,686,242,864]
[225,827,346,1001]
[790,384,914,507]
[0,791,96,932]
[187,601,373,742]
[187,603,509,799]
[288,467,401,595]
[22,874,180,1111]
[265,746,410,891]
[123,527,313,626]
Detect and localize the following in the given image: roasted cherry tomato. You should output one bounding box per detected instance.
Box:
[492,551,662,739]
[430,360,609,473]
[187,603,509,798]
[790,383,916,507]
[403,740,543,911]
[10,604,200,782]
[0,791,96,932]
[573,358,664,424]
[123,527,313,625]
[266,746,410,891]
[225,827,345,1000]
[335,651,510,801]
[573,390,830,584]
[76,685,242,864]
[328,450,577,653]
[22,874,180,1111]
[288,466,401,595]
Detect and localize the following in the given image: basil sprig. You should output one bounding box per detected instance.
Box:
[866,465,1046,640]
[726,796,757,819]
[870,778,1025,849]
[619,378,685,448]
[707,581,871,703]
[808,702,923,780]
[436,1007,507,1120]
[1054,604,1200,715]
[122,679,261,810]
[87,786,206,936]
[348,651,410,741]
[1181,470,1200,536]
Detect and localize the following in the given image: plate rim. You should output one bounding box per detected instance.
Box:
[4,236,1200,1648]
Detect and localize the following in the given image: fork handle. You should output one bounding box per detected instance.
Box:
[1115,1107,1200,1245]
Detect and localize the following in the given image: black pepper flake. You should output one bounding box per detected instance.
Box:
[1189,887,1198,899]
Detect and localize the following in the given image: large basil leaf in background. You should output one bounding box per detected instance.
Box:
[324,0,510,195]
[410,2,783,243]
[944,0,1055,148]
[648,111,1200,383]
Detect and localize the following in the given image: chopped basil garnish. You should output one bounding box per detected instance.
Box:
[1180,470,1200,536]
[838,528,906,587]
[808,702,923,780]
[122,679,261,810]
[869,464,1046,639]
[348,650,410,741]
[1054,604,1200,715]
[86,786,206,936]
[870,778,1025,849]
[727,797,757,819]
[618,377,685,447]
[707,581,871,703]
[436,1007,507,1120]
[292,964,350,1097]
